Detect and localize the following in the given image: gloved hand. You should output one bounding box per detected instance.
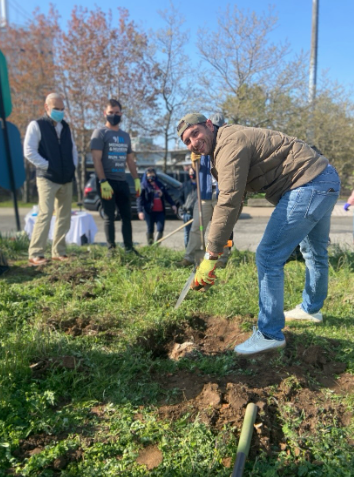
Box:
[134,178,141,196]
[344,202,351,211]
[192,258,217,289]
[100,181,114,200]
[191,152,201,163]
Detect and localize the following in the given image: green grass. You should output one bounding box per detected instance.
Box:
[0,201,35,208]
[0,200,82,208]
[0,238,353,476]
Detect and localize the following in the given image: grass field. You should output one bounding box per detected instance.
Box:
[0,235,353,476]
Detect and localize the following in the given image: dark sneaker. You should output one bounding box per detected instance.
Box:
[125,247,143,257]
[106,248,116,259]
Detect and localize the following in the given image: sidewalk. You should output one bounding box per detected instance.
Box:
[0,203,352,253]
[242,201,352,218]
[1,201,351,219]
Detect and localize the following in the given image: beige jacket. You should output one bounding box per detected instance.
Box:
[207,124,329,253]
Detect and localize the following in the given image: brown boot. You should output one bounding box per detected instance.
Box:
[176,258,194,267]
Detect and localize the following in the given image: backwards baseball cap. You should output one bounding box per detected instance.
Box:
[177,113,208,139]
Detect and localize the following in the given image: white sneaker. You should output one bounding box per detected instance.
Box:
[284,304,323,323]
[234,327,286,356]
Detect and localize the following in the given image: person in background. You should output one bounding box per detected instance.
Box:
[137,168,177,245]
[177,113,232,269]
[343,189,354,242]
[343,190,354,212]
[177,112,340,356]
[24,92,78,266]
[90,99,141,256]
[180,167,198,248]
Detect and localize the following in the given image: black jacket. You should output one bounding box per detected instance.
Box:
[36,115,75,184]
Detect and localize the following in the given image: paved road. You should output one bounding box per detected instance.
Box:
[1,202,353,252]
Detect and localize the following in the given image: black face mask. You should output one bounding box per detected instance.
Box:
[147,175,156,182]
[106,114,121,126]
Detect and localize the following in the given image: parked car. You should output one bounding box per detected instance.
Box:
[83,171,184,220]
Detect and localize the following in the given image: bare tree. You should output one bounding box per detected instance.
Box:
[0,7,59,201]
[310,78,354,189]
[196,5,308,128]
[102,8,159,135]
[54,7,158,200]
[149,2,198,170]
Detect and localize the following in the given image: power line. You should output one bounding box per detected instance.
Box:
[8,0,32,24]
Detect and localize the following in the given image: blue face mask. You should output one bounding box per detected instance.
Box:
[50,109,64,122]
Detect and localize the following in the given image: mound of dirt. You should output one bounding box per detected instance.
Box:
[150,315,352,458]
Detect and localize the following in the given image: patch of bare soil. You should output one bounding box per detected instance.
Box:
[136,445,163,470]
[149,316,352,459]
[11,433,83,474]
[47,266,97,285]
[29,355,88,378]
[45,313,120,337]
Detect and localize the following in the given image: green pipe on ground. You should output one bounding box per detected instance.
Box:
[231,402,258,477]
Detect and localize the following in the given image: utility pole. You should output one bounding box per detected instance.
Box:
[0,0,8,28]
[308,0,319,144]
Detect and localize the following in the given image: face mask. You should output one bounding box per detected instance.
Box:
[50,109,64,122]
[189,174,196,180]
[106,114,121,126]
[147,175,156,182]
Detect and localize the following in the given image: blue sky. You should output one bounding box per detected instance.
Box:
[8,0,354,92]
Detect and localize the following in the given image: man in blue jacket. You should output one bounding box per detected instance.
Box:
[24,93,78,265]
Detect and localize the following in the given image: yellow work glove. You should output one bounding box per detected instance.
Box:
[100,181,114,200]
[192,258,217,289]
[134,178,141,197]
[191,152,201,163]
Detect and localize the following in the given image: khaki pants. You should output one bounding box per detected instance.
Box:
[184,190,231,263]
[29,177,72,259]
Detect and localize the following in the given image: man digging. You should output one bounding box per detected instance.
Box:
[177,113,340,356]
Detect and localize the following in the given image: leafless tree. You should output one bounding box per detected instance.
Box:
[149,2,199,170]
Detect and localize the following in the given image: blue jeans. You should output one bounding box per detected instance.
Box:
[183,212,193,248]
[256,164,341,341]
